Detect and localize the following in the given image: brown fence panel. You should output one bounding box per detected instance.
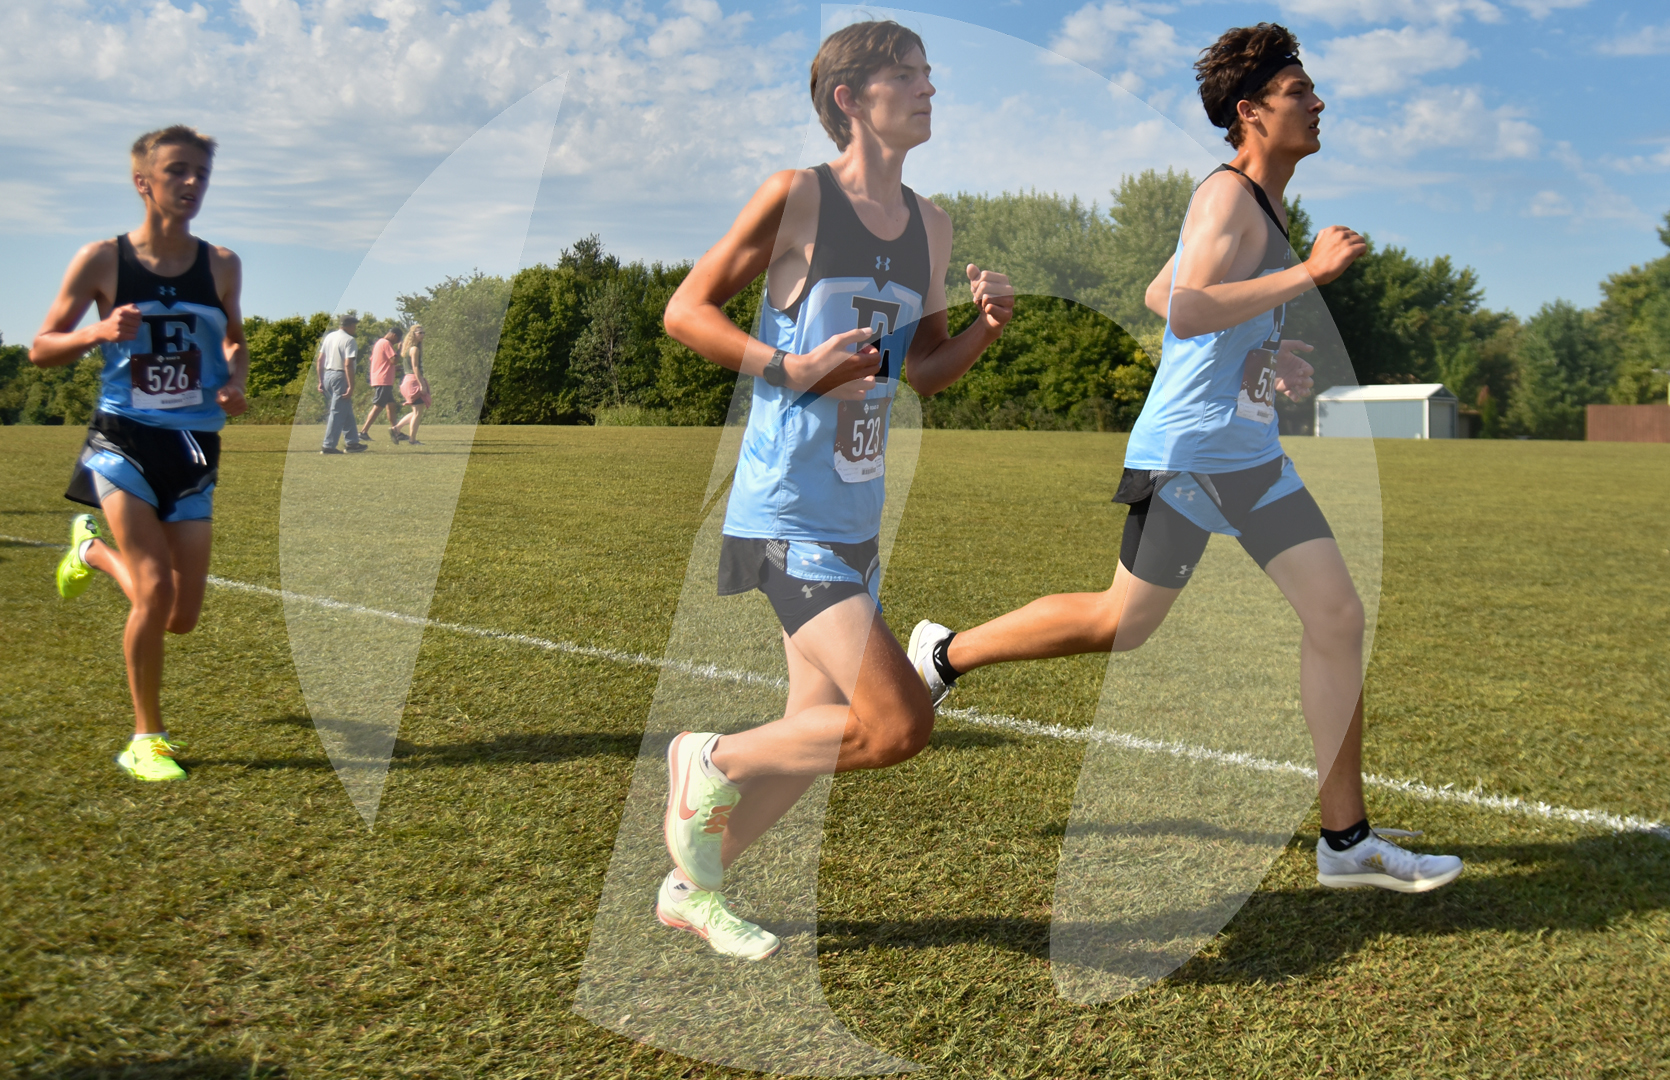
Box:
[1586,404,1670,442]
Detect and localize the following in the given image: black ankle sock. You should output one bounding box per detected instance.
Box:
[1320,818,1372,852]
[932,632,962,686]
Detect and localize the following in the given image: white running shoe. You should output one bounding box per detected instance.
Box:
[907,620,955,707]
[656,873,782,961]
[1316,830,1463,893]
[663,731,738,892]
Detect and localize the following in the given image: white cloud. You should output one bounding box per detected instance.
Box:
[1550,142,1653,226]
[1596,24,1670,56]
[1332,86,1540,161]
[1046,2,1192,93]
[1307,26,1476,98]
[1527,190,1573,216]
[1604,139,1670,175]
[1506,0,1592,17]
[0,0,806,253]
[1275,0,1502,27]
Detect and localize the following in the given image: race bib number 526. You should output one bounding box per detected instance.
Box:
[130,313,204,410]
[833,397,890,483]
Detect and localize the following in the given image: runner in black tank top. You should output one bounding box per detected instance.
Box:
[29,125,248,783]
[642,21,1016,960]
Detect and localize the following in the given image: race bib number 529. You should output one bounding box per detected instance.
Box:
[833,397,890,483]
[130,313,205,410]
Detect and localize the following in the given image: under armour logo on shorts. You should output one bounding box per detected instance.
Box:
[1176,564,1195,579]
[876,256,890,271]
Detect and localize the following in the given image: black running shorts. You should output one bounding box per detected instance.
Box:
[66,411,220,522]
[370,383,398,407]
[1118,459,1333,588]
[718,535,880,637]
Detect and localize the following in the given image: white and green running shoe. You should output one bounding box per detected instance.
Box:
[56,513,103,599]
[115,736,187,782]
[656,873,781,961]
[663,731,739,892]
[907,620,955,706]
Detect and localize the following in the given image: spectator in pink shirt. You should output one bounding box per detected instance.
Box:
[360,325,403,442]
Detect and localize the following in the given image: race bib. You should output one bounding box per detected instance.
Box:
[1236,346,1276,424]
[130,312,205,410]
[833,396,890,483]
[130,350,203,410]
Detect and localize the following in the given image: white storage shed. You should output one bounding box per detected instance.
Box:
[1314,383,1461,439]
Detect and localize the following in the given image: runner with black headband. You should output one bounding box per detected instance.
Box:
[33,125,248,782]
[908,23,1463,893]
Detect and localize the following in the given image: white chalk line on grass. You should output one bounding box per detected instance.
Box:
[8,532,1667,841]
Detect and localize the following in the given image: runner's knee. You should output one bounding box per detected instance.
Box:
[1304,591,1364,645]
[845,699,934,769]
[166,604,201,634]
[131,571,175,622]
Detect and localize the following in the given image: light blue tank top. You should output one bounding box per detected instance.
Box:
[722,166,931,544]
[96,235,229,431]
[1125,168,1291,474]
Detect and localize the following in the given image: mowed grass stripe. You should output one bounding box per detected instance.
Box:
[9,528,1666,844]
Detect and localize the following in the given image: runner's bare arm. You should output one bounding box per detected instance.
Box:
[1145,255,1176,320]
[29,240,135,368]
[903,197,1014,397]
[213,246,249,417]
[1166,174,1363,339]
[664,169,880,394]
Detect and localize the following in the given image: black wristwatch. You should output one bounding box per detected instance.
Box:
[762,348,788,388]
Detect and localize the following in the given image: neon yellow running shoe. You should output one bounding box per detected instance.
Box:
[656,873,781,961]
[115,736,187,782]
[56,513,103,599]
[663,731,739,892]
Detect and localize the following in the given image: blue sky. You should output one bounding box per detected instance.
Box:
[1,0,1666,343]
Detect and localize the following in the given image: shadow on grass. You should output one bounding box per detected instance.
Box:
[927,729,1021,751]
[23,1058,286,1079]
[815,833,1670,975]
[817,915,1051,958]
[1178,831,1670,985]
[190,715,642,770]
[1038,817,1293,846]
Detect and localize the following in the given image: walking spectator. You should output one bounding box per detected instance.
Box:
[393,323,430,446]
[316,314,365,454]
[360,325,402,441]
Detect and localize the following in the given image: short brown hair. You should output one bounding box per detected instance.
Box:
[810,20,926,151]
[1195,24,1303,149]
[130,125,217,172]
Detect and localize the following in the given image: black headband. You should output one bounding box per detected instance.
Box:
[1211,51,1303,128]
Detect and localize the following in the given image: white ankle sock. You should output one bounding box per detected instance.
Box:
[698,734,731,783]
[132,731,169,742]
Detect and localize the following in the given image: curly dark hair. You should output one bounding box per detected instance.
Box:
[1194,23,1303,149]
[810,20,926,151]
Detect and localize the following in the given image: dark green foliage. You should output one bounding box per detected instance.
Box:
[1595,211,1670,406]
[1307,241,1507,390]
[921,298,1152,430]
[243,312,334,395]
[480,236,739,425]
[0,338,101,425]
[1505,301,1614,439]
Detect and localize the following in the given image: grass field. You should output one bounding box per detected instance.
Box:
[3,425,1668,1079]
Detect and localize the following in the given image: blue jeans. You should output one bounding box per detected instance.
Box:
[321,370,361,449]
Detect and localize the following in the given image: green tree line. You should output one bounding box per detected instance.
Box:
[6,172,1667,437]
